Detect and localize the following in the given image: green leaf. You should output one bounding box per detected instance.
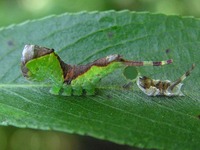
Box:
[0,11,200,150]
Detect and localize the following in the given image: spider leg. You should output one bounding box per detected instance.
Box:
[168,64,195,91]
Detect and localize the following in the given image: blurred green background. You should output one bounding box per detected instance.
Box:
[1,0,200,27]
[0,0,200,150]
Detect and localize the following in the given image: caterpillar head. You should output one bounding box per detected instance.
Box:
[21,45,54,77]
[21,45,54,64]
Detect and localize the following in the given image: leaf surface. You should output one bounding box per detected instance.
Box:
[0,11,200,150]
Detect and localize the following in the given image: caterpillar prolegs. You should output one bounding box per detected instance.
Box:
[21,45,173,96]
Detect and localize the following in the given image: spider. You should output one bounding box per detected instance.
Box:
[137,64,195,96]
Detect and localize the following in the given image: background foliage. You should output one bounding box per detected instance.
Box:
[1,0,200,28]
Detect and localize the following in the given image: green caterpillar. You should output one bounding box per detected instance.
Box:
[21,45,173,96]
